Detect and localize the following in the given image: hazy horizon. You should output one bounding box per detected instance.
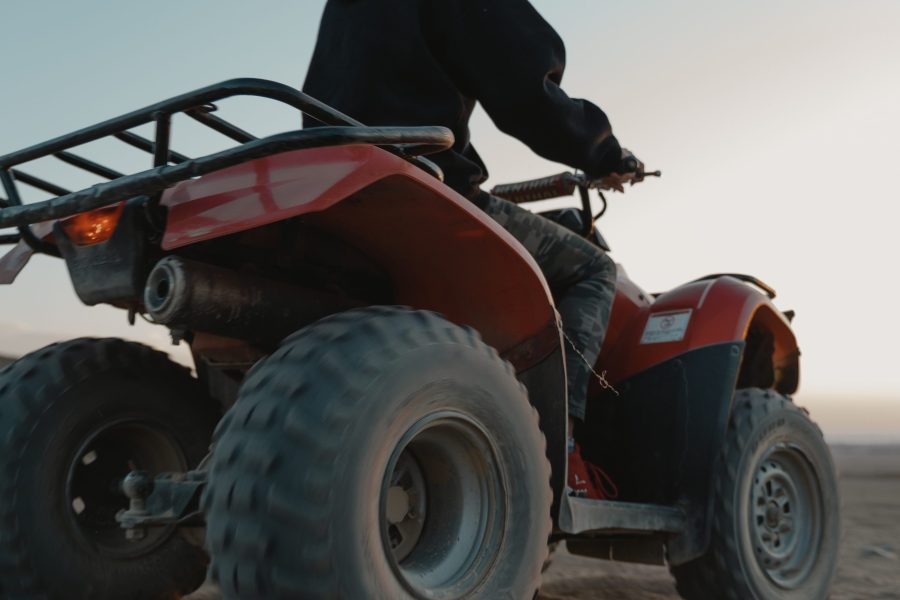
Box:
[1,325,896,443]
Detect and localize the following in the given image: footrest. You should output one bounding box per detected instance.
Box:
[560,496,687,535]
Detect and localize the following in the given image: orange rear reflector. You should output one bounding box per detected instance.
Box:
[59,203,124,246]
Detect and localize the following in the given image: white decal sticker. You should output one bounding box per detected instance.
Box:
[640,310,692,344]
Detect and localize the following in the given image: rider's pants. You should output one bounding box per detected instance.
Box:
[480,194,617,421]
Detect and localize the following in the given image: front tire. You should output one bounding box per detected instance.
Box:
[204,307,553,599]
[670,388,840,600]
[0,338,218,599]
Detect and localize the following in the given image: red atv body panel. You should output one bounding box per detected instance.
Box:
[596,269,799,394]
[160,144,557,357]
[159,145,570,520]
[0,76,809,563]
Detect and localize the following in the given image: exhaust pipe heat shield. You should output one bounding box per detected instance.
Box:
[144,256,359,345]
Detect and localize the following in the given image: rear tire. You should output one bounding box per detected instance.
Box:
[670,388,840,600]
[204,307,553,599]
[0,338,218,599]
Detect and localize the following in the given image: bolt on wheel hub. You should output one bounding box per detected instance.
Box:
[380,411,506,597]
[66,419,185,557]
[749,443,823,589]
[385,452,427,562]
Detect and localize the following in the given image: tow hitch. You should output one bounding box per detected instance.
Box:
[117,470,207,541]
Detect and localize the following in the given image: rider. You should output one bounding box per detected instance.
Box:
[303,0,644,499]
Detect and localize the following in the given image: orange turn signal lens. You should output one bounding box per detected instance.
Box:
[59,203,125,246]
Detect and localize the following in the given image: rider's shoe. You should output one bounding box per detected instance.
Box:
[567,442,619,500]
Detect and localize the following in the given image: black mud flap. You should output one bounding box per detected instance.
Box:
[580,342,744,564]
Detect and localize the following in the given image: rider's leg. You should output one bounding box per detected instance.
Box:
[479,194,617,423]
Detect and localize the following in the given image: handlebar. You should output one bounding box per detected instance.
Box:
[490,167,661,237]
[490,169,661,205]
[489,172,584,204]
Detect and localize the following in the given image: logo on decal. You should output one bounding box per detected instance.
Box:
[640,309,693,344]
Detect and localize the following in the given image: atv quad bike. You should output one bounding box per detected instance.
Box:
[0,79,839,599]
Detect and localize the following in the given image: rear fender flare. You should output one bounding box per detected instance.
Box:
[160,145,557,354]
[159,144,569,513]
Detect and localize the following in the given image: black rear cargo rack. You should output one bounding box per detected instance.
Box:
[0,78,453,256]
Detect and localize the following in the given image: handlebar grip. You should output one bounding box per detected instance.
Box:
[490,172,581,203]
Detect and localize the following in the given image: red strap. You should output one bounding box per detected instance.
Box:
[588,463,619,500]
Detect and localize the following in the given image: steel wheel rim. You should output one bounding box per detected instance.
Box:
[65,418,186,558]
[380,410,506,599]
[749,442,823,588]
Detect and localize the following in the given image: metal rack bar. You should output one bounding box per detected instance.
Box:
[9,169,72,197]
[114,131,191,164]
[0,196,11,246]
[0,125,453,230]
[0,79,362,169]
[55,151,124,180]
[186,106,256,144]
[152,112,172,168]
[0,170,60,255]
[0,78,450,256]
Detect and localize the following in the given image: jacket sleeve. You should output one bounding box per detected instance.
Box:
[427,0,623,176]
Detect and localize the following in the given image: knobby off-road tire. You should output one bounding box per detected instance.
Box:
[0,338,218,600]
[670,388,840,600]
[204,307,553,599]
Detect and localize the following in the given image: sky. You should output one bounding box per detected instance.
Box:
[1,1,899,439]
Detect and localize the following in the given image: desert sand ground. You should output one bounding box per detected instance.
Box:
[537,444,900,600]
[186,444,900,599]
[5,355,892,599]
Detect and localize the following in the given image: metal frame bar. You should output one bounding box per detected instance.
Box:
[8,169,71,197]
[0,78,451,252]
[54,151,125,180]
[186,106,255,144]
[152,112,172,168]
[0,126,453,230]
[0,170,61,255]
[114,131,191,164]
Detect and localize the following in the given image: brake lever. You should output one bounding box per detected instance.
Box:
[585,169,661,191]
[574,167,662,233]
[586,168,661,226]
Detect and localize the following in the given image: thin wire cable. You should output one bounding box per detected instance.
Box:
[562,330,620,396]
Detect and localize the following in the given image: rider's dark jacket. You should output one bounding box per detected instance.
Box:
[303,0,623,207]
